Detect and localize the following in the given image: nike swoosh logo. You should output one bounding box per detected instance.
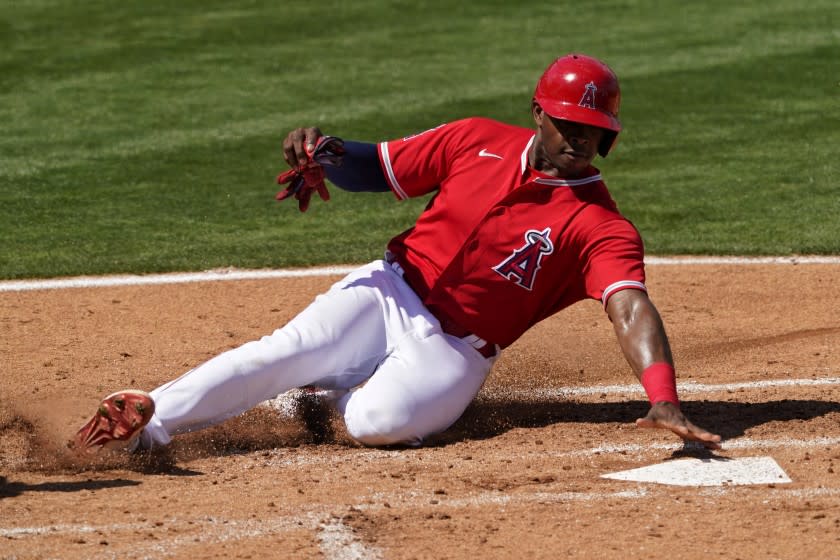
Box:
[478,148,503,159]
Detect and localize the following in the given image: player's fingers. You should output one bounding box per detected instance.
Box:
[695,435,722,449]
[635,417,664,430]
[636,417,722,450]
[297,188,313,212]
[681,429,722,450]
[275,187,292,201]
[637,415,692,436]
[303,127,323,158]
[316,182,330,202]
[684,422,723,446]
[283,129,306,169]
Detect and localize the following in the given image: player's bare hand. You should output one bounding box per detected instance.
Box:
[636,402,722,450]
[283,127,323,169]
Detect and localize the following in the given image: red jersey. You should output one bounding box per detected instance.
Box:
[377,118,646,348]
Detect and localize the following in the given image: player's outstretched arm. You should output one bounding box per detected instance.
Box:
[278,128,389,211]
[606,289,722,449]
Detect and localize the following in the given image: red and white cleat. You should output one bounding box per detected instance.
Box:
[71,390,155,453]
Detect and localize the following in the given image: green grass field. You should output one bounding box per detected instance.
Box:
[1,0,838,279]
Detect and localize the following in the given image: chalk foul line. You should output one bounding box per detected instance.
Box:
[0,266,359,292]
[491,376,840,400]
[3,256,840,292]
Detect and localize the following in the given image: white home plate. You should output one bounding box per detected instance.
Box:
[602,456,791,486]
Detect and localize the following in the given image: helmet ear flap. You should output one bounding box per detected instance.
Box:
[599,130,618,157]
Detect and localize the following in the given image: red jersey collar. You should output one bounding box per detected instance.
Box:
[520,134,602,187]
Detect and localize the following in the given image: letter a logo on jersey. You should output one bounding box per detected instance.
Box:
[579,81,597,109]
[493,227,554,291]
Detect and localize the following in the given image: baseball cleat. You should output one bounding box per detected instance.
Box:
[70,390,155,454]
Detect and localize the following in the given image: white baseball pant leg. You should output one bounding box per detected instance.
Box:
[138,260,495,449]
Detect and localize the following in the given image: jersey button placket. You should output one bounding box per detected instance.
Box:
[467,206,505,252]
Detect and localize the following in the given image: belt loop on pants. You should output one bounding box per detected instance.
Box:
[386,258,498,360]
[439,320,499,360]
[389,259,407,279]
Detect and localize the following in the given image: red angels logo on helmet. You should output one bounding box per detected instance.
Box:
[578,81,597,109]
[533,54,622,157]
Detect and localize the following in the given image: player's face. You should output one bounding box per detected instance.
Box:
[531,104,604,178]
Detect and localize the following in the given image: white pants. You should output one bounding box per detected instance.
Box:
[139,260,497,448]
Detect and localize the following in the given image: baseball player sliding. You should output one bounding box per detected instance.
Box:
[73,54,721,454]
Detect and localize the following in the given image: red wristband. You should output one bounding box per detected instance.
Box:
[641,363,680,407]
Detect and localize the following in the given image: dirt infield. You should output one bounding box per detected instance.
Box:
[1,262,839,559]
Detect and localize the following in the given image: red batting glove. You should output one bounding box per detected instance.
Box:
[275,136,344,213]
[276,164,329,213]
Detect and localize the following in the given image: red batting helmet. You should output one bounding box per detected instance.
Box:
[533,53,622,156]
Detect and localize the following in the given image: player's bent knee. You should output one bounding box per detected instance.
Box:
[343,404,422,447]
